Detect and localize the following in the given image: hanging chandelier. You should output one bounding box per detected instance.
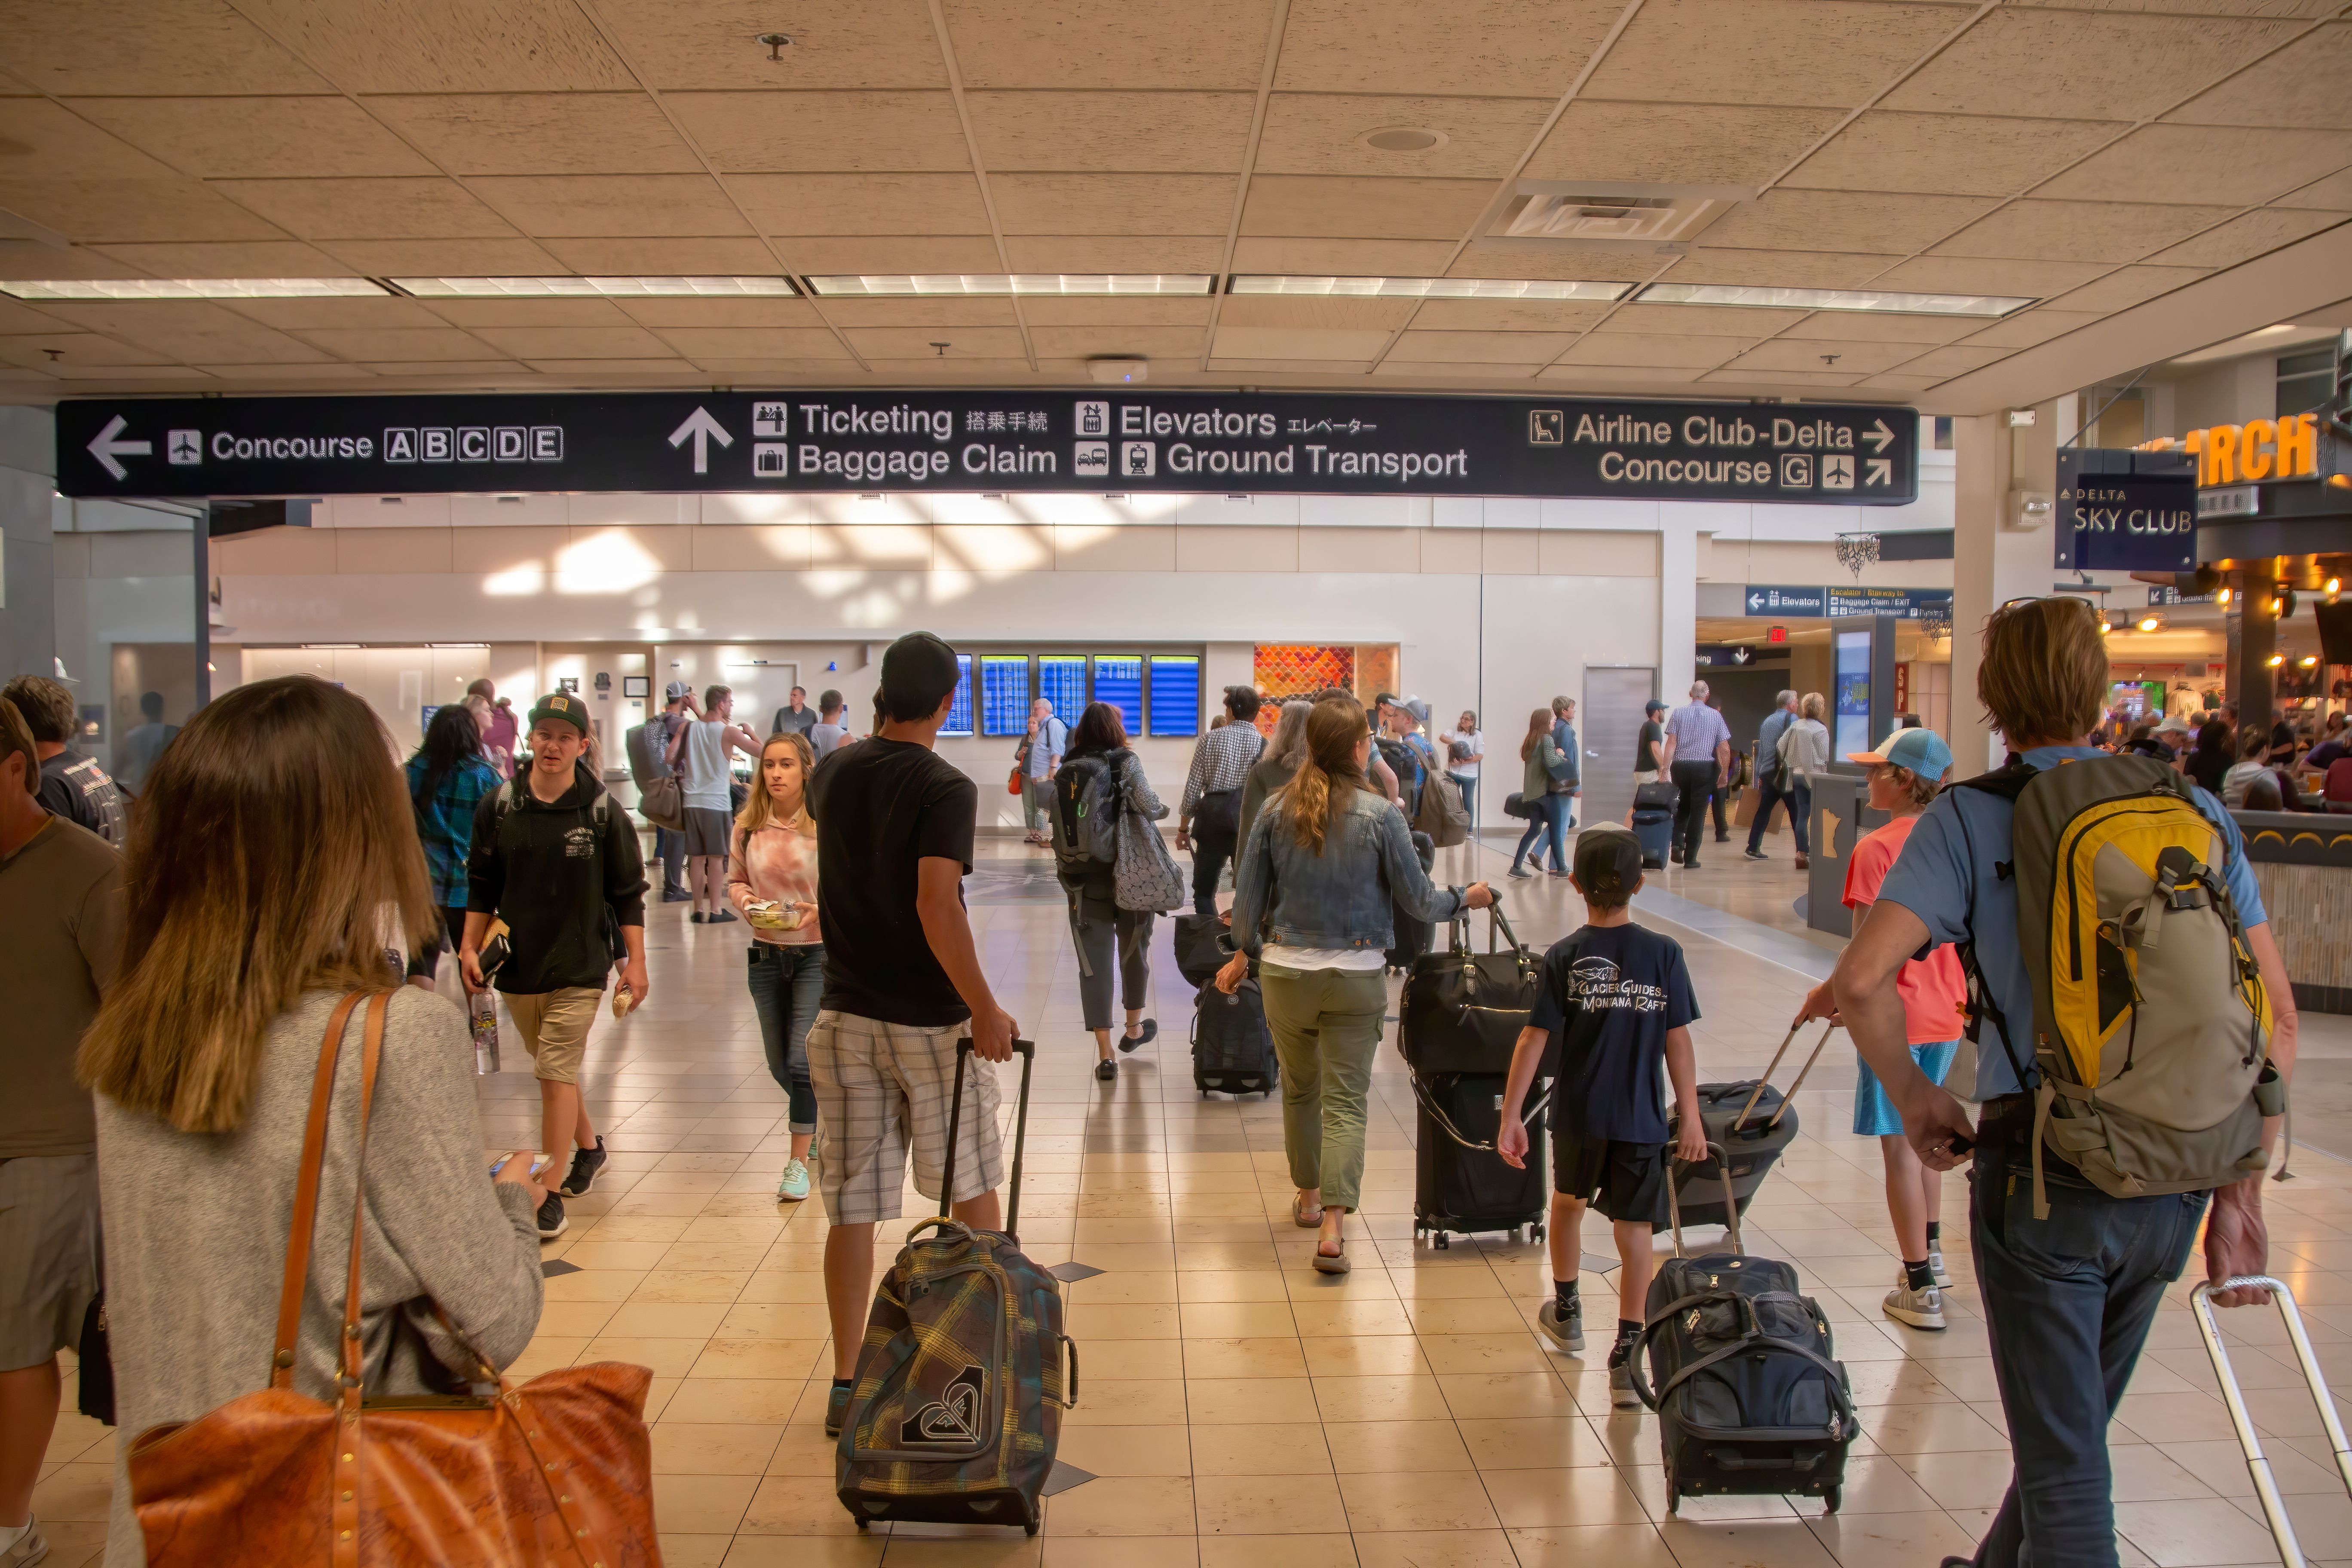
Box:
[1834,531,1880,579]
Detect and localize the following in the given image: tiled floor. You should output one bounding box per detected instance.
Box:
[37,834,2352,1568]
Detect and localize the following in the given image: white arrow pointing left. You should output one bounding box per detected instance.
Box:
[87,414,151,481]
[1864,418,1896,454]
[668,406,734,475]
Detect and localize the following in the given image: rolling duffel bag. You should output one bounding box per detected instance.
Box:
[1411,1071,1549,1250]
[1398,906,1541,1077]
[1171,911,1230,989]
[1193,979,1279,1096]
[838,1038,1078,1536]
[1631,1144,1859,1514]
[1659,1021,1833,1233]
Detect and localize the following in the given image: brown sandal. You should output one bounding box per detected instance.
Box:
[1312,1236,1349,1274]
[1292,1197,1323,1229]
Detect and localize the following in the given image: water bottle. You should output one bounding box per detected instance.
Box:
[469,989,501,1075]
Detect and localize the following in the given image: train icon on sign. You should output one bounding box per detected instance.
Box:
[1122,441,1155,478]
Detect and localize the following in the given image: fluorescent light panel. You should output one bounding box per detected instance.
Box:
[0,277,388,300]
[1636,283,2032,317]
[805,274,1213,297]
[390,275,801,298]
[1229,276,1629,301]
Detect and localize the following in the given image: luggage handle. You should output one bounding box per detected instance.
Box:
[1407,1067,1551,1153]
[1666,1140,1744,1260]
[1448,904,1531,964]
[1054,1334,1082,1410]
[1729,1020,1836,1136]
[943,1038,1036,1244]
[2192,1276,2352,1567]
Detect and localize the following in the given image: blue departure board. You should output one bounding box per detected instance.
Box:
[940,655,974,736]
[980,656,1029,736]
[1038,656,1086,725]
[1148,656,1200,737]
[1093,656,1142,735]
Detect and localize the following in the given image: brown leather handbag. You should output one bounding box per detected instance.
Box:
[126,990,662,1567]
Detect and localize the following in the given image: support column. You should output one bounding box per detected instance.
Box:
[2228,574,2277,733]
[1658,516,1699,707]
[0,408,57,681]
[1950,405,2059,772]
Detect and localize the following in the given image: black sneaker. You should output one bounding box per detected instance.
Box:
[535,1191,568,1240]
[709,908,738,924]
[560,1136,607,1197]
[690,910,707,924]
[1743,847,1768,861]
[661,888,692,903]
[825,1382,852,1437]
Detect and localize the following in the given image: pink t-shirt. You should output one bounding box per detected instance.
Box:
[728,818,821,946]
[1844,814,1968,1046]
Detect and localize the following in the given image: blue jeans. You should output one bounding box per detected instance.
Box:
[747,942,822,1134]
[1511,792,1571,873]
[1966,1145,2208,1567]
[1743,771,1793,853]
[1449,772,1477,837]
[654,826,686,895]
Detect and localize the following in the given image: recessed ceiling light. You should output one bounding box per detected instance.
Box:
[1228,276,1629,301]
[0,277,389,300]
[1363,127,1445,153]
[804,274,1213,296]
[389,276,801,297]
[1635,282,2031,317]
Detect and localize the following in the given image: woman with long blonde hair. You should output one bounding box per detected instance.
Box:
[80,676,547,1568]
[728,730,823,1199]
[1215,696,1494,1273]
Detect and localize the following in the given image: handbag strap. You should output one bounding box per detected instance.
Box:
[270,989,368,1390]
[337,992,389,1418]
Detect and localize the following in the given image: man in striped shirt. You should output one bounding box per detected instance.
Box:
[1176,686,1265,919]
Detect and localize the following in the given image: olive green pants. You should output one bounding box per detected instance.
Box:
[1259,963,1388,1211]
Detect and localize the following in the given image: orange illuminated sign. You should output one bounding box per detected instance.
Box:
[2161,412,2319,486]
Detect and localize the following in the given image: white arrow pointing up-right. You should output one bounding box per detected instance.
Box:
[1864,418,1896,454]
[668,406,734,475]
[87,413,152,481]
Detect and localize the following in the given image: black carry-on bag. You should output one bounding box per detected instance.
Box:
[1193,978,1280,1096]
[1399,905,1541,1076]
[1412,1072,1549,1249]
[1385,828,1439,973]
[2190,1274,2352,1566]
[1632,781,1678,870]
[838,1039,1079,1536]
[1171,911,1229,989]
[1631,1144,1859,1513]
[1660,1020,1833,1232]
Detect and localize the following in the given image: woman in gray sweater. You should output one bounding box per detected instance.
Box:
[77,677,548,1567]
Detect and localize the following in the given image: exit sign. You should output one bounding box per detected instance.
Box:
[1767,626,1788,643]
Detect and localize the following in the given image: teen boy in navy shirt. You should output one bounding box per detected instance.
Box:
[1498,826,1707,1406]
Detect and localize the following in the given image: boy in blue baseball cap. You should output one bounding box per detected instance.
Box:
[1792,723,1964,1330]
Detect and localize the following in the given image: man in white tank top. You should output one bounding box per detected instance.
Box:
[666,684,761,923]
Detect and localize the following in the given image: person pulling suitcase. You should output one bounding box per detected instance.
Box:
[1497,826,1706,1407]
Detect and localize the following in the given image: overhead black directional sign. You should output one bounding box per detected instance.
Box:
[55,390,1919,504]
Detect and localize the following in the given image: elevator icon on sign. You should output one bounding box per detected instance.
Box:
[1075,401,1110,438]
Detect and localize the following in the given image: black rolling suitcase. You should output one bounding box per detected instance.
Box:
[1385,827,1439,972]
[1412,1072,1549,1248]
[1659,1020,1831,1232]
[1632,781,1678,869]
[1193,978,1279,1096]
[1631,1145,1858,1514]
[839,1038,1078,1535]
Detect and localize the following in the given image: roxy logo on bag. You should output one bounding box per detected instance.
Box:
[900,1365,986,1446]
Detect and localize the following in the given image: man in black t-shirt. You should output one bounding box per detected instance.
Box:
[804,632,1020,1439]
[1633,698,1666,782]
[1,677,123,845]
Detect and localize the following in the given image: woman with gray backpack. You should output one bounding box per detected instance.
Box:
[1050,701,1182,1081]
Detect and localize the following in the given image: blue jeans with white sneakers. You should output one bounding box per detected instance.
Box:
[747,941,822,1134]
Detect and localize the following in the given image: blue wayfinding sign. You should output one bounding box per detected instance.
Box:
[1743,584,1951,619]
[2055,450,2197,572]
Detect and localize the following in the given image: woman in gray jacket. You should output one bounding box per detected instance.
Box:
[1775,691,1831,869]
[1215,696,1494,1273]
[78,677,548,1568]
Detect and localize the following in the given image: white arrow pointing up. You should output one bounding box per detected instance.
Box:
[87,413,151,481]
[668,406,734,475]
[1864,418,1896,454]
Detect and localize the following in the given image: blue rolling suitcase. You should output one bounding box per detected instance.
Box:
[1632,781,1677,869]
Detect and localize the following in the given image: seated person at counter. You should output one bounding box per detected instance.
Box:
[2296,712,2348,777]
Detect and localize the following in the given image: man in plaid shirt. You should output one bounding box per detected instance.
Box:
[1176,686,1265,920]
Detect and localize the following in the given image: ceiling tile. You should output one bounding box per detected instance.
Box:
[1000,235,1228,271]
[1999,1,2336,15]
[1388,330,1574,364]
[677,361,867,379]
[32,300,256,334]
[0,178,290,244]
[1370,361,1532,381]
[1884,8,2303,121]
[1274,0,1626,96]
[232,0,637,92]
[1585,0,1973,110]
[316,237,566,273]
[43,362,214,381]
[465,325,690,359]
[2041,265,2209,312]
[58,96,436,178]
[1723,337,1936,374]
[223,297,450,328]
[2033,125,2352,205]
[1220,297,1415,330]
[730,173,992,236]
[1785,111,2127,197]
[1448,244,1664,283]
[1664,248,1907,288]
[1027,326,1206,358]
[1611,303,1812,335]
[1231,237,1457,273]
[361,360,529,376]
[1014,297,1214,325]
[199,362,377,380]
[1410,299,1613,332]
[0,333,178,369]
[1239,176,1496,239]
[2147,208,2347,267]
[592,0,949,91]
[1254,95,1555,180]
[102,325,337,364]
[86,240,359,276]
[421,300,637,327]
[969,92,1255,172]
[1698,366,1863,386]
[1867,254,2107,296]
[944,0,1276,89]
[211,177,518,239]
[296,327,501,361]
[1524,102,1847,185]
[1698,190,1997,255]
[0,0,334,95]
[2276,167,2352,209]
[1537,364,1705,386]
[611,297,824,328]
[1853,373,1941,392]
[1885,343,2013,375]
[535,236,778,272]
[1929,199,2242,265]
[1212,326,1396,358]
[816,299,1020,327]
[0,98,181,180]
[466,175,752,238]
[1559,333,1756,368]
[1779,310,1981,344]
[0,298,72,333]
[1957,308,2101,349]
[785,236,1004,270]
[665,92,971,173]
[2168,22,2352,128]
[362,94,703,175]
[844,326,1030,358]
[519,358,701,377]
[989,175,1235,236]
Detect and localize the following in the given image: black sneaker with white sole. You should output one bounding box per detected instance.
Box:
[560,1136,607,1197]
[1537,1297,1583,1354]
[535,1191,568,1240]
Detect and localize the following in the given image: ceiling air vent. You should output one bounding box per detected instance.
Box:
[1480,181,1752,253]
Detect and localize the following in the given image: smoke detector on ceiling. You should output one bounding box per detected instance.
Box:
[1479,180,1752,252]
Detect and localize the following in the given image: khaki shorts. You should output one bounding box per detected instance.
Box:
[805,1011,1003,1227]
[0,1153,98,1369]
[505,987,602,1084]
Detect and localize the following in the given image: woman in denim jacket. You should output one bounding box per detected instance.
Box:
[1215,696,1494,1273]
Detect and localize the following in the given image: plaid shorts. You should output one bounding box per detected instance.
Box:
[805,1011,1003,1226]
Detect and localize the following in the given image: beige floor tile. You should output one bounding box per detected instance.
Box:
[1437,1372,1582,1420]
[29,1462,112,1524]
[1041,1537,1199,1568]
[654,1472,762,1535]
[690,1339,828,1380]
[584,1336,711,1378]
[1066,1304,1181,1340]
[652,1422,788,1476]
[1195,1472,1351,1535]
[1188,1377,1322,1425]
[1298,1336,1430,1378]
[1311,1374,1454,1423]
[1041,1476,1195,1536]
[1457,1416,1611,1470]
[1482,1464,1649,1528]
[1504,1523,1679,1568]
[1323,1418,1473,1473]
[635,1270,759,1304]
[1176,1271,1292,1304]
[1196,1534,1355,1568]
[2115,1496,2294,1567]
[1861,1400,2011,1455]
[666,1378,808,1425]
[1078,1340,1187,1380]
[1807,1508,1980,1566]
[605,1300,734,1338]
[1350,1526,1518,1568]
[1054,1423,1193,1477]
[1180,1302,1299,1339]
[1414,1332,1552,1375]
[1188,1422,1334,1476]
[881,1533,1042,1568]
[723,1532,887,1563]
[1655,1516,1840,1566]
[1181,1337,1308,1379]
[738,1473,874,1536]
[1337,1468,1501,1531]
[1067,1379,1190,1426]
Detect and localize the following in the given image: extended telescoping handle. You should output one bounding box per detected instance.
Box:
[1730,1020,1837,1136]
[943,1038,1037,1242]
[1665,1141,1744,1261]
[2191,1276,2352,1567]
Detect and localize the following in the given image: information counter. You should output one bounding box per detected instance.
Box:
[2230,810,2352,1015]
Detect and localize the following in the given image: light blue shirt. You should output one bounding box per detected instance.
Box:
[1663,702,1730,763]
[1874,746,2267,1101]
[1028,716,1067,779]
